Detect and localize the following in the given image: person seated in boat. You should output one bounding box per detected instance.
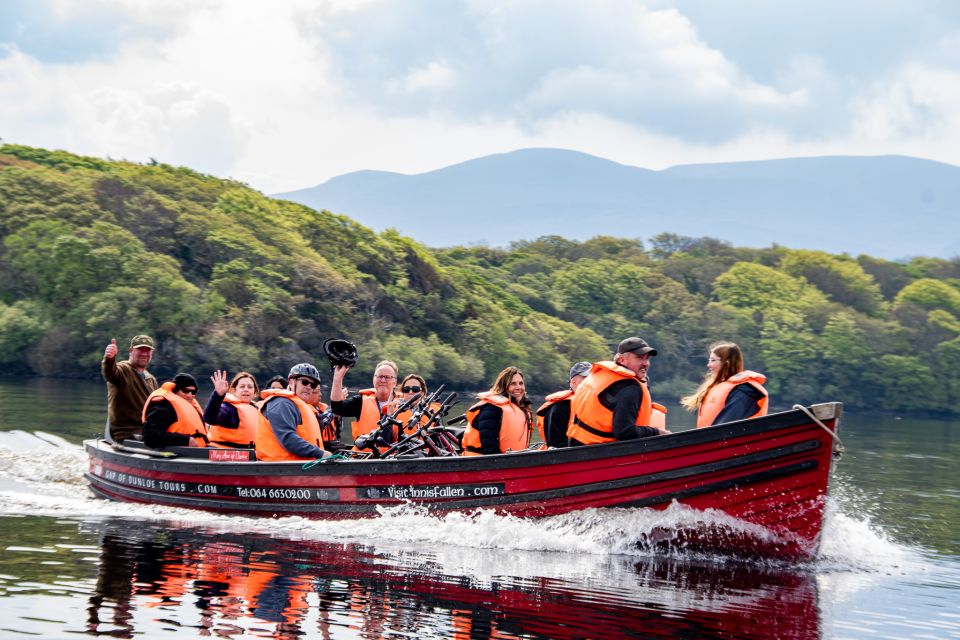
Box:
[101,334,159,442]
[393,374,442,437]
[330,359,400,448]
[307,378,347,452]
[262,375,287,394]
[203,370,259,449]
[681,342,768,427]
[255,363,329,462]
[535,361,592,449]
[462,366,534,455]
[254,375,287,408]
[141,373,209,449]
[568,337,670,446]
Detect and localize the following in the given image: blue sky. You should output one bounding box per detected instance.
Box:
[3,0,960,192]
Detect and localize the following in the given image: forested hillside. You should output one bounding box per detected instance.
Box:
[1,144,958,414]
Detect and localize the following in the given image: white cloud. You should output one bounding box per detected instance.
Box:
[3,0,960,194]
[851,63,960,141]
[68,84,249,173]
[387,60,456,95]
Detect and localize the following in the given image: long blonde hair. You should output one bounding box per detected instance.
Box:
[681,342,745,411]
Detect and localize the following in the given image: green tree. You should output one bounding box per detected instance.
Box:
[713,262,827,313]
[780,250,884,315]
[935,337,960,412]
[893,278,960,316]
[0,301,47,364]
[758,308,820,403]
[820,312,872,405]
[865,354,944,412]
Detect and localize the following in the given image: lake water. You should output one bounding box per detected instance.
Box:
[0,378,957,639]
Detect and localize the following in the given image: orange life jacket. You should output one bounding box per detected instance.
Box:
[208,393,258,448]
[535,389,574,441]
[141,382,207,444]
[350,389,389,441]
[462,392,530,456]
[255,389,325,461]
[696,371,768,428]
[650,402,667,430]
[568,361,652,444]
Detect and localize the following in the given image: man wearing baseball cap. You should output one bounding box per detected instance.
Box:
[101,334,159,442]
[535,361,592,448]
[568,337,668,446]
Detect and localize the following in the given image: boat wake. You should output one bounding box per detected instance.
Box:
[0,432,922,576]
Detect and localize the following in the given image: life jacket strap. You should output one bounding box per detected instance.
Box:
[572,415,611,438]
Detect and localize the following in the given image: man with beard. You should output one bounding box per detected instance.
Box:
[568,337,668,446]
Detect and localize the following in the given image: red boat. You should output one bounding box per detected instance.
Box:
[84,402,842,561]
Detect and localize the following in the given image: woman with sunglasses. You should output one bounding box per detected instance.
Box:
[393,374,442,436]
[203,370,260,449]
[681,342,769,427]
[142,372,208,449]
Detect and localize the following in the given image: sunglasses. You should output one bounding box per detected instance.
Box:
[297,378,320,389]
[401,385,422,393]
[181,388,197,395]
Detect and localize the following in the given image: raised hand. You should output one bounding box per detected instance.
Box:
[104,338,118,359]
[210,369,229,396]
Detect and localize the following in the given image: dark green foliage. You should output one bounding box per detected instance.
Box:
[1,144,956,416]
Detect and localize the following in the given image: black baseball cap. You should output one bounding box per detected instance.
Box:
[617,337,658,357]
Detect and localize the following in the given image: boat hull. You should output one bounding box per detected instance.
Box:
[85,402,842,560]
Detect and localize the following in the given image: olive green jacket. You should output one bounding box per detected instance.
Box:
[102,356,158,441]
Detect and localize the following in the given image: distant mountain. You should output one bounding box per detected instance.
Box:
[274,149,960,260]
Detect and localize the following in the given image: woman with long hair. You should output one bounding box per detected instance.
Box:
[462,366,533,455]
[681,342,768,428]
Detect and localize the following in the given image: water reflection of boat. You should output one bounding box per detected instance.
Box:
[84,403,842,560]
[86,520,821,640]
